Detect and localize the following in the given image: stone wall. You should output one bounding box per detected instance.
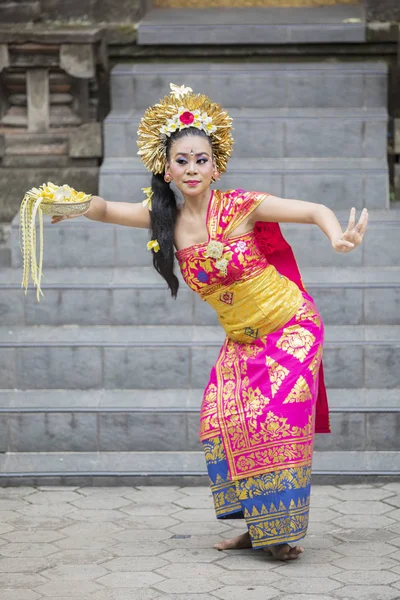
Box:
[366,0,400,21]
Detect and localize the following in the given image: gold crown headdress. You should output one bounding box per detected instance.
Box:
[137,83,234,175]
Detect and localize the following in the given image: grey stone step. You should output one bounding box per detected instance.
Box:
[99,157,389,210]
[137,5,365,45]
[111,61,387,112]
[0,325,399,390]
[10,209,400,268]
[0,451,399,485]
[1,266,400,326]
[104,108,388,160]
[0,389,397,454]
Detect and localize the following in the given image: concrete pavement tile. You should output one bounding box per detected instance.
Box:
[302,535,340,549]
[309,495,342,508]
[0,542,59,557]
[155,562,227,579]
[383,508,400,521]
[41,564,108,580]
[333,542,398,556]
[119,504,181,516]
[179,486,213,496]
[1,591,41,600]
[112,516,180,529]
[4,515,69,531]
[174,495,214,509]
[96,571,164,588]
[17,504,77,517]
[67,509,128,522]
[216,555,280,571]
[383,523,400,535]
[0,573,48,588]
[273,576,343,593]
[0,523,16,535]
[111,528,172,543]
[88,591,160,600]
[388,565,400,574]
[77,487,136,497]
[0,557,54,572]
[0,500,28,511]
[272,562,342,579]
[332,527,397,543]
[121,489,186,504]
[292,548,342,563]
[101,557,168,572]
[163,534,225,549]
[59,522,125,538]
[333,586,400,600]
[275,596,336,600]
[171,509,220,523]
[332,556,399,570]
[153,577,221,594]
[0,488,36,498]
[392,580,400,590]
[332,569,400,585]
[70,496,133,510]
[217,570,281,585]
[307,508,340,521]
[34,580,106,596]
[2,530,64,543]
[52,548,115,564]
[55,536,114,550]
[168,522,231,535]
[162,548,224,563]
[111,542,168,556]
[331,488,397,501]
[159,596,213,600]
[0,511,27,523]
[211,586,279,600]
[382,496,400,509]
[383,483,400,492]
[332,500,394,515]
[331,514,396,529]
[305,521,340,535]
[23,491,81,504]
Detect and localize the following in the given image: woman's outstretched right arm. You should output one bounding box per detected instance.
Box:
[51,195,150,229]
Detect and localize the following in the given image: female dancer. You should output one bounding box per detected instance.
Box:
[52,84,368,561]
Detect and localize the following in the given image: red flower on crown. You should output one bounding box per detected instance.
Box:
[179,111,195,125]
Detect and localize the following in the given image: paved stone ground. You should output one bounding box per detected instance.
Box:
[1,483,400,600]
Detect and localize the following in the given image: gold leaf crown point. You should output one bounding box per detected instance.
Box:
[137,84,234,176]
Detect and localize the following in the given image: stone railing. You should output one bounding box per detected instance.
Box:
[0,26,108,227]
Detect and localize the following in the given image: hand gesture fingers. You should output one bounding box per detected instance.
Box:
[347,207,356,232]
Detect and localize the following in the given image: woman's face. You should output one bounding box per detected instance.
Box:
[166,135,215,198]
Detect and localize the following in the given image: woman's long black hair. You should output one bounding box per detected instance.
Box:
[149,127,213,298]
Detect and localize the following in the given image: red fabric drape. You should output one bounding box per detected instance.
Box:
[254,221,331,434]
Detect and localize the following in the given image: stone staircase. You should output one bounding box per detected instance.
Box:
[1,59,399,484]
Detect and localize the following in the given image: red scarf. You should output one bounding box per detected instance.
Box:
[254,221,331,434]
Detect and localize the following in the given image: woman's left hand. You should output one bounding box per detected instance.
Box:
[332,207,368,253]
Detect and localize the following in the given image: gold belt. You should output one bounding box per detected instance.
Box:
[205,265,303,343]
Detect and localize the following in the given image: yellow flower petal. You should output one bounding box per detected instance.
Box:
[147,240,160,253]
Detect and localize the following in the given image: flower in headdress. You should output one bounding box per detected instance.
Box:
[147,239,160,253]
[179,111,195,126]
[141,186,153,211]
[170,83,193,99]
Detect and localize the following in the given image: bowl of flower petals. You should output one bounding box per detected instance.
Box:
[20,182,92,301]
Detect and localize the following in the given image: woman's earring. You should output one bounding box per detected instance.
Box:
[164,173,172,183]
[213,170,220,181]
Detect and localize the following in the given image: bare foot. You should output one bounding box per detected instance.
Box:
[215,532,252,551]
[266,543,304,561]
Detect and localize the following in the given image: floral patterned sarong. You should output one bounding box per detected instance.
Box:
[176,189,324,547]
